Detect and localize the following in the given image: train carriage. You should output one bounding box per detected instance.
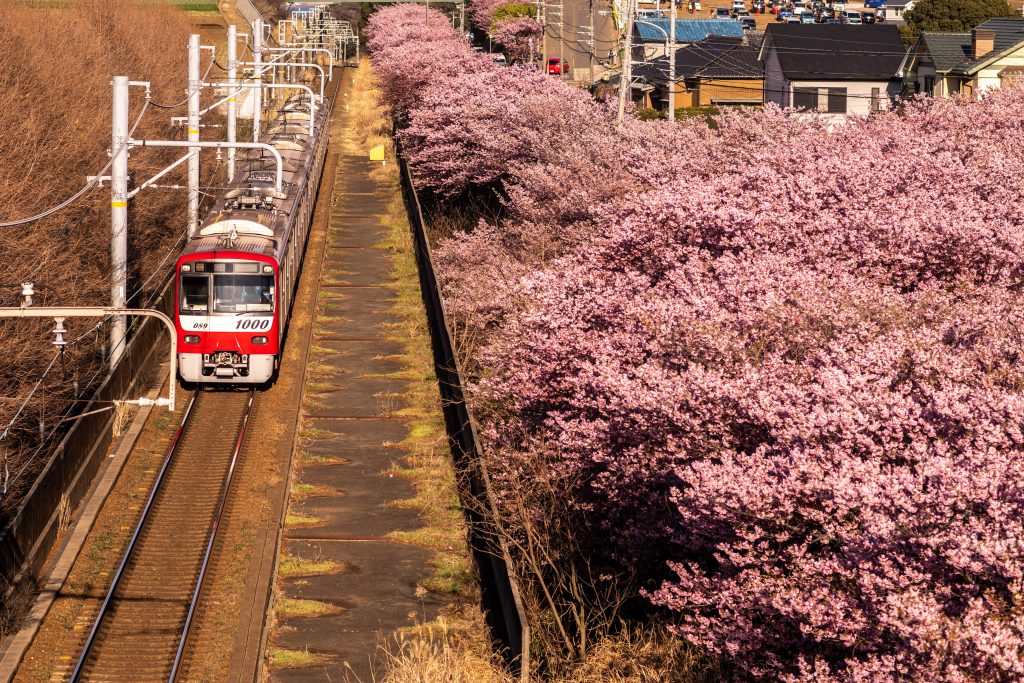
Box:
[174,92,330,384]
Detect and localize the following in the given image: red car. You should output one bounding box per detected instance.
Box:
[547,57,566,76]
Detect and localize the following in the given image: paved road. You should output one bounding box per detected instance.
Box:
[542,0,621,82]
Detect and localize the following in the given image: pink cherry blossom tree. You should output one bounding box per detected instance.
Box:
[365,7,1024,679]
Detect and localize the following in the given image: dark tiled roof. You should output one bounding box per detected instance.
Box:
[676,36,744,77]
[697,44,763,78]
[976,17,1024,51]
[762,24,906,80]
[919,32,971,72]
[949,19,1024,74]
[635,36,763,85]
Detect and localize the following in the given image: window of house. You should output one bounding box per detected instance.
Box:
[871,87,881,112]
[792,87,818,110]
[923,76,935,95]
[826,87,847,113]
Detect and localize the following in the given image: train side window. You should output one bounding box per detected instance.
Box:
[180,275,209,313]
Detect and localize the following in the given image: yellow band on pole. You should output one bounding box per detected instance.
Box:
[187,129,200,135]
[111,201,127,208]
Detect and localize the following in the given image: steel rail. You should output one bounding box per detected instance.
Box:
[69,391,199,682]
[68,389,255,682]
[168,390,255,682]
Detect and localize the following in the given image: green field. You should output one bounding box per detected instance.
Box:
[14,0,219,11]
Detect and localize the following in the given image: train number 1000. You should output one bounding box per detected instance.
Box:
[236,318,272,330]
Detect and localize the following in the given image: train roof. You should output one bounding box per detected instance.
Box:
[180,93,329,263]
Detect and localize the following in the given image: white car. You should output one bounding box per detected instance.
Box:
[731,0,746,10]
[841,9,862,22]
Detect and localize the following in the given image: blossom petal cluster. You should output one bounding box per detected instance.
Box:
[366,6,1024,680]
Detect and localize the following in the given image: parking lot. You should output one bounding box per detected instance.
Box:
[641,0,877,30]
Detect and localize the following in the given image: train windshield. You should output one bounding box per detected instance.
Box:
[213,274,274,313]
[180,275,209,313]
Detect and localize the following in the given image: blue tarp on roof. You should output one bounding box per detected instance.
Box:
[634,18,744,43]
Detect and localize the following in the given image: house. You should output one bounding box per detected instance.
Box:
[903,32,972,97]
[880,0,913,22]
[634,35,764,109]
[948,20,1024,96]
[759,24,906,118]
[905,20,1024,97]
[632,18,745,61]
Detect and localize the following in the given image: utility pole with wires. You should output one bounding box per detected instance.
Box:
[110,76,129,368]
[253,17,263,143]
[559,0,565,77]
[227,24,238,182]
[617,0,635,123]
[668,0,676,120]
[187,34,201,237]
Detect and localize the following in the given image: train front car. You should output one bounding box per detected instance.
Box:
[176,236,280,384]
[175,93,328,384]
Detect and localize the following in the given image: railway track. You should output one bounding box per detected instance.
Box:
[68,389,255,682]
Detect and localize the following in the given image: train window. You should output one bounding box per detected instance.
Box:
[180,275,209,313]
[213,274,274,313]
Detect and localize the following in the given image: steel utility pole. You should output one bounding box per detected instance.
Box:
[253,17,263,142]
[110,76,129,368]
[617,0,636,123]
[559,0,565,78]
[227,24,238,181]
[188,34,201,237]
[668,0,676,120]
[589,0,596,82]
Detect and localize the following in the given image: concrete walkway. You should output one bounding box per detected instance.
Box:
[269,70,443,682]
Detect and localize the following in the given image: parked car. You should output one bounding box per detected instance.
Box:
[732,8,752,17]
[751,0,766,12]
[861,10,876,22]
[800,10,814,22]
[740,15,757,28]
[493,53,508,66]
[715,6,732,17]
[825,17,841,22]
[777,7,794,19]
[841,9,862,22]
[546,56,565,74]
[864,0,885,7]
[731,0,746,9]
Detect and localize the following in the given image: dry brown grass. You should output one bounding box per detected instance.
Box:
[0,0,205,523]
[376,624,718,683]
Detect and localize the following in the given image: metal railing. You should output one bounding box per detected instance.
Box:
[395,137,531,679]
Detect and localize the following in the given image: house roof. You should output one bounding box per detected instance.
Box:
[976,17,1024,51]
[635,36,763,86]
[634,18,745,43]
[760,24,906,81]
[948,18,1024,75]
[918,32,972,72]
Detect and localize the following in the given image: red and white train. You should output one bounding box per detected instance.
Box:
[174,93,330,384]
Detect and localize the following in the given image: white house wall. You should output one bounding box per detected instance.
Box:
[789,79,897,117]
[764,47,786,106]
[974,43,1024,93]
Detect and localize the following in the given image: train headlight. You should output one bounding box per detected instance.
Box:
[252,336,268,345]
[181,264,191,272]
[184,335,201,344]
[262,265,273,274]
